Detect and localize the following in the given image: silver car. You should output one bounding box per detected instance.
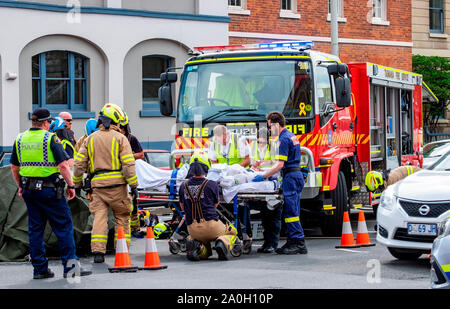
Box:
[430,216,450,289]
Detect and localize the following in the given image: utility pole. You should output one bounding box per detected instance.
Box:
[330,0,339,57]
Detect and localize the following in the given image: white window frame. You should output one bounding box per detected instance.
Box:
[327,0,347,23]
[371,0,390,26]
[280,0,300,19]
[228,0,250,16]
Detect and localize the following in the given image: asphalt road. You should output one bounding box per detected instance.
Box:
[0,212,431,290]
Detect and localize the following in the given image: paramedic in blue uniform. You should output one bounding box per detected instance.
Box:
[252,111,307,254]
[10,108,92,279]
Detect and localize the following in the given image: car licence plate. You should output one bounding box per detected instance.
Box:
[407,223,437,236]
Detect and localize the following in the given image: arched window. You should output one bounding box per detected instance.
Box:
[32,51,88,110]
[141,55,174,116]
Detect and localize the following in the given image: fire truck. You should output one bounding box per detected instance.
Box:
[158,41,423,236]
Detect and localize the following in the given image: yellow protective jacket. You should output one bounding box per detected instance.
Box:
[72,124,138,189]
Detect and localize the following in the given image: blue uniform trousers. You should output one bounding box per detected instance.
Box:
[282,171,305,241]
[22,187,78,275]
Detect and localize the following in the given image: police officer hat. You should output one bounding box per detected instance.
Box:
[32,108,55,122]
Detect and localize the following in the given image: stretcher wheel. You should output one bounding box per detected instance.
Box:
[169,240,181,255]
[230,243,242,257]
[178,231,188,252]
[242,240,252,255]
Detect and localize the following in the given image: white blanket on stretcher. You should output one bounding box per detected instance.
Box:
[135,160,280,203]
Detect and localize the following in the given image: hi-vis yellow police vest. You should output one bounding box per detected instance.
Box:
[214,134,243,166]
[15,129,59,177]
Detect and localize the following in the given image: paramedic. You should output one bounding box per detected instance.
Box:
[252,111,307,255]
[72,103,139,264]
[49,117,75,167]
[10,108,91,279]
[208,124,253,251]
[179,151,237,261]
[58,111,76,146]
[250,127,282,253]
[365,166,422,192]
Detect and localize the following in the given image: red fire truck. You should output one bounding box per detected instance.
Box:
[158,41,423,236]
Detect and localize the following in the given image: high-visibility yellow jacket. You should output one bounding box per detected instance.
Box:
[72,124,138,189]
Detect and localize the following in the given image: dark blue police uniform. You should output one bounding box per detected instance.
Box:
[276,128,305,242]
[11,129,80,277]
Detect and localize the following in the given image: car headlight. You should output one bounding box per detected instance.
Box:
[437,217,450,238]
[379,187,397,211]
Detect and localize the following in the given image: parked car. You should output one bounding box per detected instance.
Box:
[430,216,450,289]
[0,151,11,167]
[423,139,450,169]
[377,150,450,260]
[143,149,170,170]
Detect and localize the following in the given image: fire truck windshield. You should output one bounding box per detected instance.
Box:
[177,59,313,123]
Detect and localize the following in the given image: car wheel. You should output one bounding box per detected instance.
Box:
[387,247,423,260]
[321,171,348,236]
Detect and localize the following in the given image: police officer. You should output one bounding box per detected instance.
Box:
[252,111,307,255]
[10,108,92,279]
[365,165,422,193]
[73,103,139,264]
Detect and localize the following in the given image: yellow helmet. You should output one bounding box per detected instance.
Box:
[100,103,126,124]
[189,150,211,168]
[153,222,167,239]
[365,171,384,192]
[120,111,129,127]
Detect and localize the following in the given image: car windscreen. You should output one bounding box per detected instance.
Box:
[429,150,450,171]
[424,142,450,158]
[145,152,170,168]
[177,59,313,123]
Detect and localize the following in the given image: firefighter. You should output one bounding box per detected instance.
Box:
[208,124,253,251]
[49,117,75,167]
[10,108,91,279]
[253,111,307,255]
[365,165,422,193]
[119,112,145,238]
[179,151,238,261]
[72,103,139,264]
[74,119,98,153]
[58,111,76,146]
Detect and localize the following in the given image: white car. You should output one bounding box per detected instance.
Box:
[423,139,450,169]
[377,150,450,260]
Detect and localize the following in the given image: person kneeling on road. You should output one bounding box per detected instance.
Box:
[365,165,421,193]
[179,151,238,261]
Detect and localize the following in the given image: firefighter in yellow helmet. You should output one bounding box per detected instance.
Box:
[73,103,139,264]
[365,165,422,193]
[179,151,238,261]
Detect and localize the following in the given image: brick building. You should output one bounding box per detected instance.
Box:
[228,0,413,71]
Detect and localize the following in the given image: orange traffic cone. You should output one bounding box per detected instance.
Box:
[335,211,360,249]
[139,227,168,270]
[108,226,138,273]
[356,210,376,247]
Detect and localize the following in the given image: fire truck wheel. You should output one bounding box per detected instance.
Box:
[320,171,348,236]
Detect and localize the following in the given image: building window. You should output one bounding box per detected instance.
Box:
[228,0,250,15]
[430,0,445,33]
[371,0,389,25]
[228,0,241,7]
[280,0,300,19]
[327,0,346,22]
[32,51,87,111]
[141,55,174,117]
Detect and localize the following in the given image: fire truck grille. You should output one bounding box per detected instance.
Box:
[398,200,450,218]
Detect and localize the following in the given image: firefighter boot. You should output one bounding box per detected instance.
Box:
[275,239,308,255]
[186,239,202,262]
[33,268,55,280]
[93,252,105,263]
[214,239,229,261]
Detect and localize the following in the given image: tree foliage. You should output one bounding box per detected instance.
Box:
[412,55,450,132]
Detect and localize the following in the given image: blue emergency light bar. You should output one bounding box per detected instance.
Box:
[259,41,314,50]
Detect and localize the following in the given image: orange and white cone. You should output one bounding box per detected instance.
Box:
[139,227,168,270]
[356,210,376,247]
[335,211,360,249]
[108,226,138,273]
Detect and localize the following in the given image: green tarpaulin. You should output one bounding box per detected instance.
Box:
[0,166,115,262]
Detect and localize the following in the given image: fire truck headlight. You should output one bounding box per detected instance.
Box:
[379,187,397,211]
